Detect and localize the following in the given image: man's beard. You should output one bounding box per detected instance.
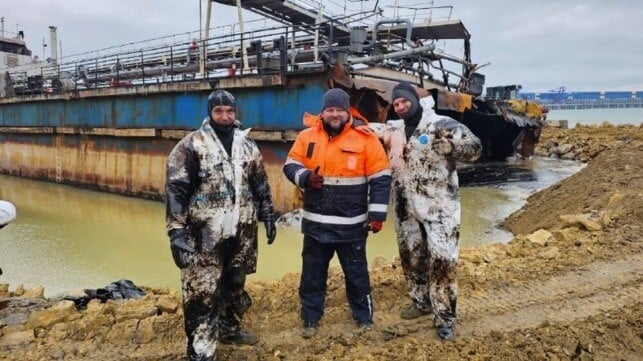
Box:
[322,119,346,136]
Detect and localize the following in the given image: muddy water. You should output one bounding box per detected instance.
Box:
[0,157,582,296]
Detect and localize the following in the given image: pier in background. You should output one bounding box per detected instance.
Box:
[522,89,643,110]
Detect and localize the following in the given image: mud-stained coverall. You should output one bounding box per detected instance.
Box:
[376,97,481,328]
[283,113,392,325]
[166,118,274,360]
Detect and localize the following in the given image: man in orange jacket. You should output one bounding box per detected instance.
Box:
[283,88,392,338]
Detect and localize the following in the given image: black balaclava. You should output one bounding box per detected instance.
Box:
[392,82,422,139]
[207,90,236,156]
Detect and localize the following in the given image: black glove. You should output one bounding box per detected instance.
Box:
[305,166,324,190]
[265,220,276,245]
[169,228,194,269]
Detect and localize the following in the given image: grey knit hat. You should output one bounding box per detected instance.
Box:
[322,88,350,112]
[207,90,236,114]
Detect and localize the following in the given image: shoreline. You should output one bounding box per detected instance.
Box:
[0,154,583,296]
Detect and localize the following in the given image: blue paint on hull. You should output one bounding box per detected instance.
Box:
[0,82,327,130]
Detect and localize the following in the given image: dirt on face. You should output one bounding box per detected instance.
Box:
[1,124,642,361]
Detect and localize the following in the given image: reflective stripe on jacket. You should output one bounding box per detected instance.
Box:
[283,113,391,243]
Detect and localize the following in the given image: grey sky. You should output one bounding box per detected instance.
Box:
[3,0,641,92]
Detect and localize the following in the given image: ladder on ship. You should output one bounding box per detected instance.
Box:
[211,0,355,38]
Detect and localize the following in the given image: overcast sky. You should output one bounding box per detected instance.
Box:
[3,0,641,92]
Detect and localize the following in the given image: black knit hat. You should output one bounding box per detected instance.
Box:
[391,82,420,119]
[322,88,350,112]
[207,90,236,114]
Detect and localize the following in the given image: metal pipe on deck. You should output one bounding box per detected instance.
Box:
[199,0,204,76]
[373,19,416,48]
[202,0,212,77]
[236,0,249,71]
[314,9,321,63]
[438,51,476,69]
[347,44,435,65]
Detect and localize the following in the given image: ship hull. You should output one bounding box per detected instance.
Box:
[1,71,541,212]
[0,75,333,213]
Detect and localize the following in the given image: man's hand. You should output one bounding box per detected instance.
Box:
[265,220,277,245]
[432,137,453,155]
[306,166,324,190]
[169,229,194,269]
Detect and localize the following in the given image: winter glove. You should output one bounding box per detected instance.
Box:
[365,220,383,233]
[370,220,383,233]
[169,228,194,269]
[305,166,324,190]
[265,220,277,245]
[432,137,453,156]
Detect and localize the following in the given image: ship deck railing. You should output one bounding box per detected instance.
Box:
[6,22,329,94]
[3,4,474,98]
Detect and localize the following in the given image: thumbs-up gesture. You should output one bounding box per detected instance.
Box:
[306,166,324,190]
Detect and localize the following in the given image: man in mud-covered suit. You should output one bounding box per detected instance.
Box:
[385,82,481,340]
[165,89,277,361]
[283,88,392,338]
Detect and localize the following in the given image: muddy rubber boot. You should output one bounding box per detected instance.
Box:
[400,304,431,319]
[358,321,374,332]
[187,347,214,361]
[437,326,454,340]
[220,329,258,345]
[302,321,318,339]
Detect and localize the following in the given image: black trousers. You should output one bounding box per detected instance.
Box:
[299,235,373,324]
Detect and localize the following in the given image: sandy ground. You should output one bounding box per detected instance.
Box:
[1,123,642,360]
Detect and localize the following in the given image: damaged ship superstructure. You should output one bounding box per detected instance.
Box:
[429,85,547,161]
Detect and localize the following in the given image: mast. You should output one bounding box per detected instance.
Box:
[202,0,212,77]
[49,26,58,63]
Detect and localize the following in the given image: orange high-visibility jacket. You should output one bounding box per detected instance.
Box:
[283,112,392,243]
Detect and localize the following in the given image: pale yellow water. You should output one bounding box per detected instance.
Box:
[0,158,579,296]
